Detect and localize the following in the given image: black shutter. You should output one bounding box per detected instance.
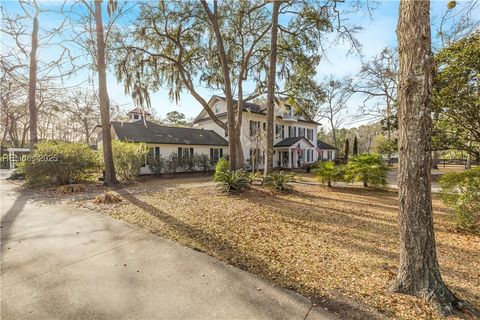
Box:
[220,148,223,158]
[190,148,194,158]
[178,147,182,158]
[210,148,213,160]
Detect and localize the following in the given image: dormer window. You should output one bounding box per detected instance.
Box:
[214,104,221,114]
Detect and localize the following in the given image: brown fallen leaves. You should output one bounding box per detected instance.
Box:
[90,183,480,320]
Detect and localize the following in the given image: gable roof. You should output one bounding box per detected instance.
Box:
[127,107,151,116]
[194,95,319,124]
[274,137,315,148]
[317,140,337,150]
[111,120,228,146]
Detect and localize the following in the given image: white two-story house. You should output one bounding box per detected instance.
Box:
[194,96,329,169]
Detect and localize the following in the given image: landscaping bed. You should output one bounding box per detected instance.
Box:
[79,184,479,319]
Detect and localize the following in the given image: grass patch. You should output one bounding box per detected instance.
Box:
[91,183,480,319]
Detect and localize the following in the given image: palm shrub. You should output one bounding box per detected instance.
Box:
[440,167,480,232]
[264,171,296,192]
[216,170,249,193]
[213,157,229,181]
[315,161,344,187]
[111,140,146,180]
[247,172,263,185]
[344,154,388,188]
[24,141,100,186]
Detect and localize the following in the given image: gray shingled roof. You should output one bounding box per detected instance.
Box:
[317,140,337,150]
[111,121,228,146]
[274,137,314,148]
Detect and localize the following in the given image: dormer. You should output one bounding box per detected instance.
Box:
[127,108,151,122]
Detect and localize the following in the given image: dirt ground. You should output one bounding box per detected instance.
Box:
[75,177,479,320]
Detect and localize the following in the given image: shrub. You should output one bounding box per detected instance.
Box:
[264,171,296,192]
[440,167,480,232]
[215,170,249,193]
[163,153,178,173]
[24,141,100,187]
[247,172,263,185]
[111,140,146,181]
[315,161,344,187]
[344,154,388,188]
[196,154,211,172]
[213,157,229,181]
[148,157,165,176]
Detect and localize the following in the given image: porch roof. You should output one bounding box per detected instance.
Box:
[274,137,314,148]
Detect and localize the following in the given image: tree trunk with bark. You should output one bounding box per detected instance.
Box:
[94,0,118,186]
[264,1,280,176]
[28,11,39,148]
[392,0,459,315]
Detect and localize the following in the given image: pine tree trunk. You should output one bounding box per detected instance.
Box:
[264,1,280,176]
[28,12,39,148]
[94,0,118,186]
[392,0,458,315]
[466,139,472,169]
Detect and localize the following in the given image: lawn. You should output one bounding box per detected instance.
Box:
[85,182,479,319]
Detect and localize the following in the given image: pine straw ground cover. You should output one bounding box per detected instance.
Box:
[88,184,479,319]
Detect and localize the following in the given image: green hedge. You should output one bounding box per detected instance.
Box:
[24,141,100,186]
[111,140,146,181]
[440,167,480,232]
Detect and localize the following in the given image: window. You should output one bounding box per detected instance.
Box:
[307,129,314,141]
[249,120,261,136]
[298,127,305,138]
[145,146,160,166]
[263,122,266,131]
[214,104,221,114]
[178,147,194,160]
[210,148,223,163]
[289,126,295,137]
[275,124,285,139]
[327,150,332,160]
[133,114,139,120]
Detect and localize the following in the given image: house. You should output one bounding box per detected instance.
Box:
[194,96,320,168]
[94,109,228,174]
[316,140,337,161]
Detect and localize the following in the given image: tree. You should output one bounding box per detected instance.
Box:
[392,0,459,315]
[93,0,118,186]
[349,47,398,162]
[352,136,358,156]
[344,138,349,160]
[432,33,480,162]
[317,76,351,148]
[264,0,280,176]
[164,111,188,127]
[1,1,73,147]
[64,90,101,144]
[26,1,39,147]
[315,161,343,188]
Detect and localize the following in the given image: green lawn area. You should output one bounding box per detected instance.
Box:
[85,180,480,320]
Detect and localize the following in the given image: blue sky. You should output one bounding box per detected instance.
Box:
[2,0,477,127]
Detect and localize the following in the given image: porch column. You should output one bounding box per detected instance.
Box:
[288,148,292,169]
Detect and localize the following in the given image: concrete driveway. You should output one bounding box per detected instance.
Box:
[0,174,337,320]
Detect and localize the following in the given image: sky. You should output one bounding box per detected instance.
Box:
[2,0,477,128]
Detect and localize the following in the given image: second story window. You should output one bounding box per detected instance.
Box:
[249,120,261,136]
[214,104,221,114]
[275,124,285,139]
[307,129,314,141]
[288,126,295,137]
[298,127,305,138]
